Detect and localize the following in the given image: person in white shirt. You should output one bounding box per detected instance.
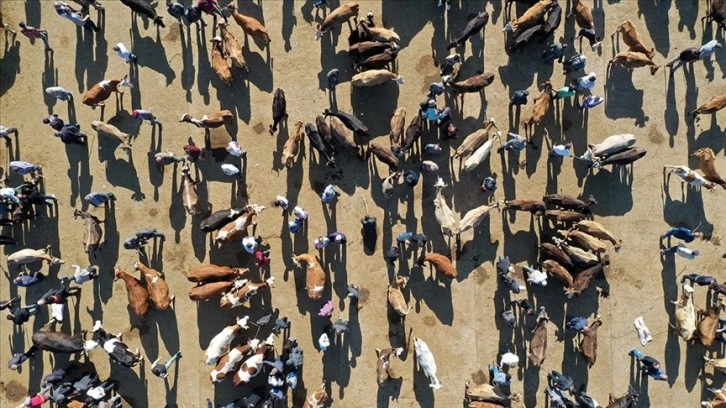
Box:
[661,243,700,259]
[113,42,137,64]
[54,2,99,32]
[500,350,519,368]
[699,39,722,60]
[67,265,99,285]
[574,72,597,92]
[550,142,573,157]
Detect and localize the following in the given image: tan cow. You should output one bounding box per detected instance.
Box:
[609,51,659,75]
[691,93,726,118]
[692,148,726,189]
[210,36,232,85]
[134,261,172,310]
[315,3,359,40]
[227,4,271,44]
[612,20,654,59]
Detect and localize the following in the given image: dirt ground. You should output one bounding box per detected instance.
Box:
[1,1,725,407]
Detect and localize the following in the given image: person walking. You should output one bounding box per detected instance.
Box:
[54,2,99,32]
[150,352,182,379]
[629,348,668,381]
[19,22,52,52]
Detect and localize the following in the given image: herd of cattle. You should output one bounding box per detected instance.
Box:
[3,0,726,407]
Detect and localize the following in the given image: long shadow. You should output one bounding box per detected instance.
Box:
[675,1,698,41]
[111,358,148,408]
[580,166,634,216]
[24,0,41,27]
[381,0,428,49]
[0,37,21,97]
[65,142,93,210]
[196,25,211,105]
[131,19,176,86]
[604,65,648,127]
[282,0,296,52]
[106,149,145,202]
[661,170,714,238]
[180,25,195,103]
[637,0,671,57]
[74,26,95,93]
[42,59,59,115]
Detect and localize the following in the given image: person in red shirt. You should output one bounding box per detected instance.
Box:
[18,22,52,52]
[196,0,226,23]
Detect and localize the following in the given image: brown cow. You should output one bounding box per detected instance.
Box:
[315,3,359,40]
[185,264,249,283]
[579,315,602,366]
[282,121,304,168]
[115,267,150,316]
[691,93,726,118]
[692,147,726,189]
[698,300,725,347]
[292,253,327,300]
[529,307,549,367]
[210,36,232,85]
[503,0,553,32]
[303,384,329,408]
[608,51,659,75]
[134,261,172,310]
[218,23,247,70]
[227,4,271,44]
[503,198,545,216]
[189,280,240,301]
[446,73,495,94]
[388,275,410,316]
[568,263,604,298]
[522,82,553,137]
[368,142,399,172]
[612,20,654,59]
[418,253,457,279]
[82,76,133,107]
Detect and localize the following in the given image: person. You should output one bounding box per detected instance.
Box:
[440,53,461,79]
[155,151,186,166]
[542,42,568,63]
[36,285,81,306]
[0,125,18,144]
[563,53,586,74]
[321,184,338,203]
[666,47,701,73]
[328,232,346,244]
[10,161,42,175]
[681,273,716,287]
[575,27,601,51]
[85,192,116,207]
[661,243,700,259]
[183,144,203,161]
[629,348,668,380]
[55,124,87,145]
[554,85,577,100]
[548,370,574,393]
[13,271,44,287]
[550,142,573,157]
[481,176,497,192]
[196,0,226,22]
[288,218,303,234]
[150,352,182,379]
[499,133,526,153]
[580,95,604,110]
[42,114,65,131]
[699,39,722,60]
[510,90,529,106]
[488,363,511,387]
[254,247,270,266]
[8,345,38,370]
[574,72,597,92]
[86,380,115,402]
[242,236,257,254]
[314,236,330,249]
[5,297,41,325]
[424,143,442,154]
[421,99,439,121]
[437,0,453,11]
[404,170,419,186]
[326,68,339,90]
[132,110,162,128]
[661,226,703,243]
[113,42,137,64]
[566,316,588,331]
[0,296,20,310]
[292,206,308,220]
[273,195,289,212]
[428,82,445,98]
[53,2,99,32]
[19,22,52,52]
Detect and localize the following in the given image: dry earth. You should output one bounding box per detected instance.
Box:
[1,1,725,407]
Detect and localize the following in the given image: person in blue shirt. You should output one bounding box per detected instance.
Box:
[629,348,668,381]
[661,226,703,242]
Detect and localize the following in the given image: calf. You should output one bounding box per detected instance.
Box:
[115,267,150,316]
[210,36,232,85]
[91,121,132,152]
[270,88,286,135]
[692,147,726,189]
[200,208,244,232]
[219,278,274,308]
[134,262,172,310]
[91,320,143,368]
[185,264,248,283]
[181,163,201,215]
[303,384,329,408]
[698,300,724,347]
[664,165,717,190]
[204,316,250,365]
[32,322,97,354]
[233,342,274,386]
[418,253,457,279]
[503,198,546,216]
[8,247,64,265]
[529,307,549,367]
[315,2,359,40]
[691,93,726,118]
[522,82,553,137]
[453,119,499,158]
[388,275,410,316]
[559,229,607,254]
[376,347,403,386]
[503,0,553,32]
[608,51,659,75]
[73,209,103,254]
[544,194,597,213]
[292,253,327,300]
[446,72,495,94]
[227,4,270,44]
[574,220,621,250]
[210,343,251,382]
[368,142,399,172]
[447,10,489,49]
[579,315,602,366]
[612,20,654,59]
[119,0,165,27]
[671,284,696,341]
[414,337,442,390]
[591,146,647,168]
[215,205,265,243]
[180,110,233,128]
[82,76,133,107]
[282,121,304,168]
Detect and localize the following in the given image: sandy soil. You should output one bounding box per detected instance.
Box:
[1,1,725,407]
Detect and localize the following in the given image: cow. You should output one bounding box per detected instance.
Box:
[185,264,248,283]
[315,2,359,40]
[503,0,553,32]
[227,4,271,44]
[134,262,172,310]
[522,82,553,138]
[608,51,659,75]
[414,337,442,390]
[282,121,304,168]
[612,20,654,59]
[270,88,286,135]
[352,69,404,87]
[82,76,133,107]
[90,121,132,152]
[447,10,489,49]
[691,148,726,189]
[180,110,233,129]
[204,316,250,365]
[691,93,726,119]
[376,347,403,387]
[671,284,696,341]
[91,320,143,368]
[418,252,457,279]
[210,36,232,85]
[8,247,64,265]
[529,307,549,367]
[114,267,150,316]
[181,163,201,215]
[292,253,327,300]
[664,165,717,190]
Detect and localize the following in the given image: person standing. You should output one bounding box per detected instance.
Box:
[19,22,52,52]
